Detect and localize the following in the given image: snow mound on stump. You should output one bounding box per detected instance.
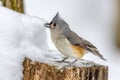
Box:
[0,6,49,80]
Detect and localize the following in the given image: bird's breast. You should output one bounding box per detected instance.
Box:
[51,33,85,58]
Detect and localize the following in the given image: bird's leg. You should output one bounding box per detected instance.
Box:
[56,57,69,63]
[62,59,78,68]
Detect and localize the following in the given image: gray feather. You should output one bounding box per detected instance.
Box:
[64,30,106,61]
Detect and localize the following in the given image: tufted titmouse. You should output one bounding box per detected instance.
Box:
[44,12,106,63]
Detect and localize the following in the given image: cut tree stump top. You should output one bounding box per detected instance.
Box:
[23,58,108,80]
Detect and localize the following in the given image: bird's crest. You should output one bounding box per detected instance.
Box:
[50,12,59,24]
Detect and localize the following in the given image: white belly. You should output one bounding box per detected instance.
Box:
[51,35,79,58]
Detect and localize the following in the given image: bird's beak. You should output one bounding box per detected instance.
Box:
[44,23,50,28]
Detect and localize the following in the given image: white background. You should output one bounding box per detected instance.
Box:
[24,0,120,80]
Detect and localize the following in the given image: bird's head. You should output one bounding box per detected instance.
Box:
[44,12,70,34]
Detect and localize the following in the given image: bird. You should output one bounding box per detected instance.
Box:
[44,12,106,64]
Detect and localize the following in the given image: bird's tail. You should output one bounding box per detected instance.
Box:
[92,50,107,61]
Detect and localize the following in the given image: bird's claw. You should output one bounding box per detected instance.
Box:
[61,59,78,69]
[56,57,69,63]
[56,60,70,63]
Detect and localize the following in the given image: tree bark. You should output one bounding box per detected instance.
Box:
[23,58,108,80]
[116,0,120,48]
[1,0,24,13]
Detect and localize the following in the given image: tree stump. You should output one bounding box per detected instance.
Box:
[23,58,108,80]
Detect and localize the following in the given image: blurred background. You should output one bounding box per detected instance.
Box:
[24,0,120,79]
[1,0,120,80]
[25,0,120,80]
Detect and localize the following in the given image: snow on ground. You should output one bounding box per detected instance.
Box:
[0,6,62,80]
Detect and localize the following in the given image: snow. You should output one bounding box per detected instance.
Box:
[0,6,58,80]
[46,58,99,69]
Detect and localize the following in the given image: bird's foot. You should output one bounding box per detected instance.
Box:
[56,57,69,63]
[62,59,78,69]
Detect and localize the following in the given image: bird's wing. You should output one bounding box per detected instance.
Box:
[64,30,106,61]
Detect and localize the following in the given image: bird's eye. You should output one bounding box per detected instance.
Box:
[53,23,56,26]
